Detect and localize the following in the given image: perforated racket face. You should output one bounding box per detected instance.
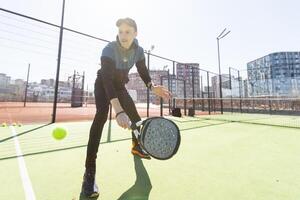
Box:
[141,118,180,160]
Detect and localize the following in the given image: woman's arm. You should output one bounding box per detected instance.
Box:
[101,56,130,128]
[136,58,152,88]
[136,58,172,100]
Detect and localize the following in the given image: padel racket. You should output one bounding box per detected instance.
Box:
[131,117,180,160]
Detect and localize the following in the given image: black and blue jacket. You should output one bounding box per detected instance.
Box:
[98,36,151,100]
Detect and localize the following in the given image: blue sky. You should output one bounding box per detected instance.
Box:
[0,0,300,88]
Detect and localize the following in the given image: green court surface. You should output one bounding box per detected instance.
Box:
[0,114,300,200]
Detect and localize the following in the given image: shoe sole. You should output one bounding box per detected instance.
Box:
[81,191,99,198]
[131,149,151,159]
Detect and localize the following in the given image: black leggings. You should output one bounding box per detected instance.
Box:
[85,76,141,169]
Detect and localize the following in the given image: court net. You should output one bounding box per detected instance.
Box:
[164,97,300,129]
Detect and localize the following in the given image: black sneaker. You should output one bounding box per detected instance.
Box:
[131,143,151,160]
[81,169,99,198]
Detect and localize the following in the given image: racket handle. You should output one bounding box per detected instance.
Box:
[136,121,143,127]
[129,120,143,130]
[133,130,139,139]
[130,121,142,139]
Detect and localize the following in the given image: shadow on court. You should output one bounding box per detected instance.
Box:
[117,155,152,200]
[78,155,152,200]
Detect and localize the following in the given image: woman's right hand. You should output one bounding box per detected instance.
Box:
[116,111,130,129]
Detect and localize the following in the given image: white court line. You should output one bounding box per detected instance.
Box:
[10,126,36,200]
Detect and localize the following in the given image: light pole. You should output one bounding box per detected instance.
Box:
[146,45,155,117]
[24,63,30,107]
[52,0,66,123]
[229,67,242,113]
[217,28,230,114]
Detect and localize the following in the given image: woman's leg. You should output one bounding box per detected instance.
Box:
[117,89,151,159]
[85,77,109,170]
[82,77,109,197]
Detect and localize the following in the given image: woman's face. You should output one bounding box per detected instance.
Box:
[118,23,137,49]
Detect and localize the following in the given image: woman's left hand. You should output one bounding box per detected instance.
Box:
[152,85,172,100]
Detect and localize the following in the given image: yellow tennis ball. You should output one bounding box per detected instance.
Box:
[52,127,67,140]
[1,122,7,127]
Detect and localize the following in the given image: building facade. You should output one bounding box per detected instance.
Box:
[127,64,202,102]
[176,63,200,98]
[126,70,168,103]
[211,74,244,98]
[247,52,300,97]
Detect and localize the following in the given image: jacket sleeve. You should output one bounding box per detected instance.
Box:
[100,56,118,100]
[136,58,152,87]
